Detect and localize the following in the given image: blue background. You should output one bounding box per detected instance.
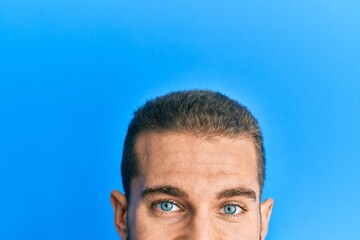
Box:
[1,1,359,239]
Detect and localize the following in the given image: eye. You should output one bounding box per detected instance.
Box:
[155,201,181,212]
[221,204,243,215]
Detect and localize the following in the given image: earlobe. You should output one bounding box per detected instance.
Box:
[260,198,274,240]
[111,190,128,239]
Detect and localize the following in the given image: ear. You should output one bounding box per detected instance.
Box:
[111,190,128,240]
[260,198,274,240]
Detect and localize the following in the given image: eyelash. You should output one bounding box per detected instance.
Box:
[151,199,183,212]
[219,202,247,217]
[151,200,247,217]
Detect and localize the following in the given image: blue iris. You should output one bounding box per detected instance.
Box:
[223,205,237,214]
[160,201,174,211]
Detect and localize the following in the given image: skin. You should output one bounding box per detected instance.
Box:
[111,132,274,240]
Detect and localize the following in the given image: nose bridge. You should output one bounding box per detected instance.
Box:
[188,208,216,240]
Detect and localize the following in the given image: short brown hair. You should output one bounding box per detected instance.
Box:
[121,90,265,201]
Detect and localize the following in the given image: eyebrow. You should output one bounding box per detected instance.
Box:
[141,185,257,201]
[141,185,189,199]
[216,187,257,201]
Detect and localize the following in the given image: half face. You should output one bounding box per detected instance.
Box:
[111,132,273,240]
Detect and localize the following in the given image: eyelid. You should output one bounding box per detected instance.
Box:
[220,200,246,208]
[218,202,247,216]
[151,199,183,212]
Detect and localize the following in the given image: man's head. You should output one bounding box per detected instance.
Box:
[111,90,273,240]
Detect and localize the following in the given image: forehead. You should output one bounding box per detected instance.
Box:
[134,132,260,195]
